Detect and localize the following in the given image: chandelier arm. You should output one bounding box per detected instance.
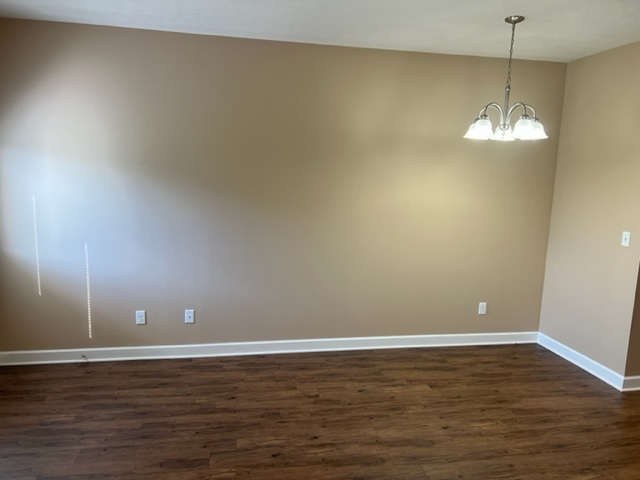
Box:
[525,105,537,118]
[506,102,530,124]
[480,102,505,124]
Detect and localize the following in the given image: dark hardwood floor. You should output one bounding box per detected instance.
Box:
[1,344,639,479]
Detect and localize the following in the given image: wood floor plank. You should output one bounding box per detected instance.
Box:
[1,344,639,479]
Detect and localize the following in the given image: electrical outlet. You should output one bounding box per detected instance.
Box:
[622,231,631,248]
[185,309,195,324]
[135,310,146,325]
[478,302,487,315]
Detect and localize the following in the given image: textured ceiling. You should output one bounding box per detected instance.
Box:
[0,0,639,62]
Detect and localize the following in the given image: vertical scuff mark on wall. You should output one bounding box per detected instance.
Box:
[32,195,42,296]
[85,242,92,339]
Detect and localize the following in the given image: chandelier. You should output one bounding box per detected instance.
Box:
[464,16,547,141]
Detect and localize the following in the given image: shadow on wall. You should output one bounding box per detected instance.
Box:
[0,24,434,350]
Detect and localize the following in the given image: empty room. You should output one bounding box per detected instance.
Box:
[1,0,640,478]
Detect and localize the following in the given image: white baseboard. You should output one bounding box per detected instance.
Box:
[0,331,537,366]
[537,333,630,391]
[4,331,637,393]
[623,376,640,392]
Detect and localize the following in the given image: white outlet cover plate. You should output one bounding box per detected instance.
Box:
[622,231,631,247]
[135,310,146,325]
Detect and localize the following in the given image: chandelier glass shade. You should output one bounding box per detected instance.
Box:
[464,16,547,142]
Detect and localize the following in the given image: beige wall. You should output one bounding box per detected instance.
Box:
[626,265,640,376]
[540,41,640,375]
[0,19,566,351]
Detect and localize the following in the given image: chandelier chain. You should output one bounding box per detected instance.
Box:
[505,21,516,90]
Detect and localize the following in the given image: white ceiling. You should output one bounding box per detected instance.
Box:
[0,0,639,62]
